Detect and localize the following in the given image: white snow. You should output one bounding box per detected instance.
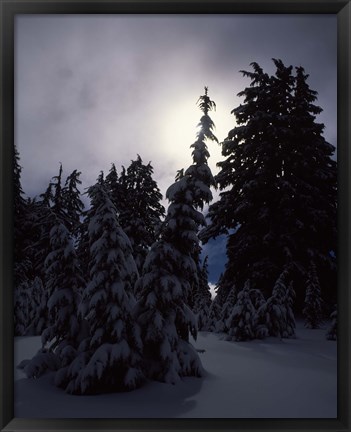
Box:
[14,321,336,418]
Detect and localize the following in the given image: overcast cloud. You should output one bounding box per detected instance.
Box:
[15,14,337,282]
[15,14,336,198]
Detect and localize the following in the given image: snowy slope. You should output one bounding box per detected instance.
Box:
[14,321,336,418]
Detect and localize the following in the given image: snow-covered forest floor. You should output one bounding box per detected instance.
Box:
[14,320,336,419]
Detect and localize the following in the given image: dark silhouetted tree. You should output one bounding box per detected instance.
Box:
[201,60,336,313]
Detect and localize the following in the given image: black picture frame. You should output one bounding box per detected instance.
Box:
[1,1,349,431]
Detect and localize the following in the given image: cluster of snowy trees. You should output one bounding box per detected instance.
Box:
[15,88,217,393]
[14,60,337,395]
[205,268,296,341]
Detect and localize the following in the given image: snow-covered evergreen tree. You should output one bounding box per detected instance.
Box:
[256,268,295,339]
[217,285,237,333]
[14,279,31,336]
[15,275,47,337]
[103,158,165,283]
[201,60,337,313]
[25,276,48,336]
[17,195,54,336]
[77,171,105,282]
[204,274,231,332]
[61,169,84,235]
[193,256,212,331]
[43,220,84,351]
[303,262,324,329]
[29,164,67,281]
[204,296,222,333]
[58,183,144,394]
[104,163,127,214]
[22,220,85,379]
[226,280,255,342]
[134,89,217,384]
[250,289,269,339]
[104,163,120,202]
[134,176,205,383]
[184,87,217,307]
[121,155,165,278]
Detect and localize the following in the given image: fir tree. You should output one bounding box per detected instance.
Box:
[204,274,232,332]
[104,163,119,202]
[193,256,212,331]
[25,276,47,336]
[218,285,237,333]
[22,220,85,379]
[287,65,337,307]
[134,89,217,384]
[15,276,47,336]
[250,289,269,339]
[77,171,105,282]
[30,164,67,281]
[184,87,217,306]
[42,219,84,352]
[201,60,337,312]
[105,164,127,215]
[256,268,295,339]
[60,183,144,394]
[121,155,165,277]
[303,262,324,329]
[134,175,205,383]
[61,169,84,235]
[226,280,255,342]
[103,158,165,282]
[14,279,31,336]
[204,295,223,333]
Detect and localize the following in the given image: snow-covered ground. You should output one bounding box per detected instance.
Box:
[14,321,337,418]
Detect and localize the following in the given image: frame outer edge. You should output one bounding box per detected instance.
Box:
[1,1,349,431]
[337,1,351,431]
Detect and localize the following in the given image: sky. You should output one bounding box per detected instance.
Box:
[15,14,337,284]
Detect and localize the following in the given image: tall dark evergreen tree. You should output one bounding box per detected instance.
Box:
[184,87,217,308]
[121,155,165,277]
[134,88,217,383]
[104,158,165,281]
[30,164,66,281]
[61,169,84,235]
[22,165,84,335]
[286,65,337,307]
[77,171,105,281]
[201,60,337,312]
[104,163,127,214]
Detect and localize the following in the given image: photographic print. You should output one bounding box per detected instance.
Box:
[11,10,339,422]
